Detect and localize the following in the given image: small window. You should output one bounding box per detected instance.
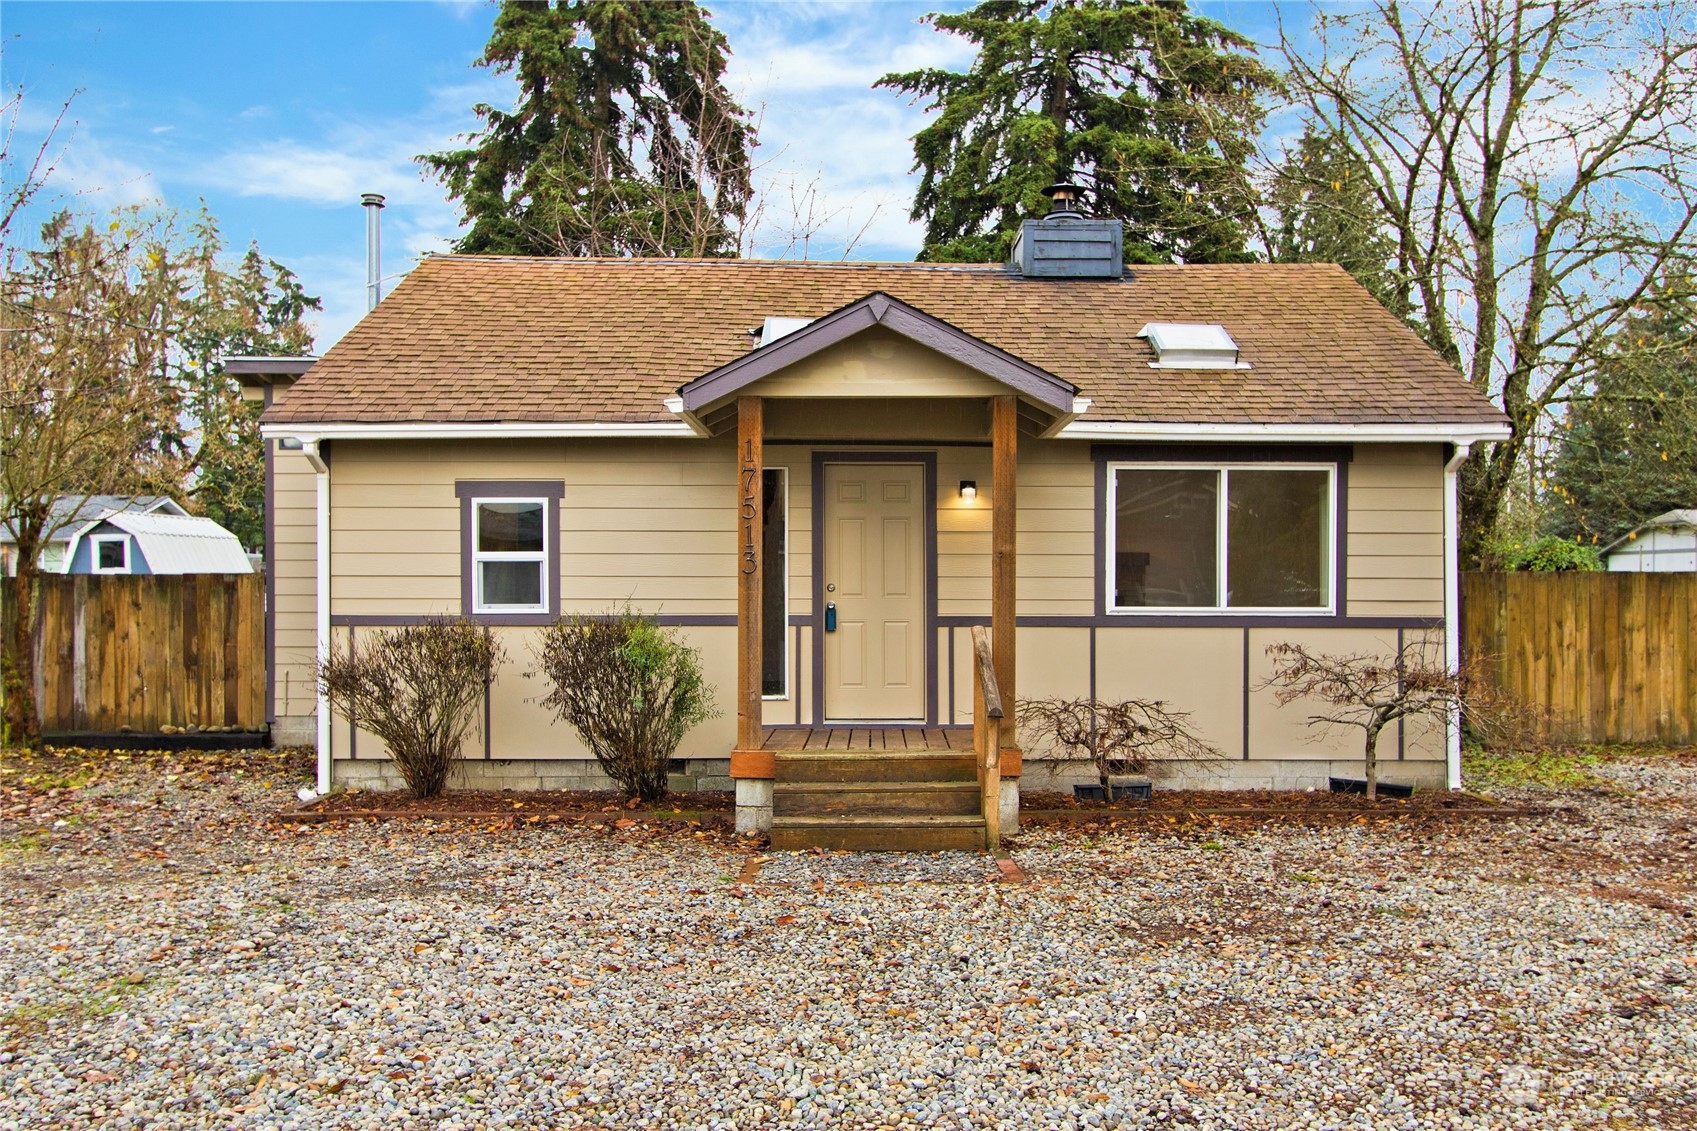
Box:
[762,469,788,698]
[1109,464,1332,612]
[473,499,546,612]
[92,535,129,574]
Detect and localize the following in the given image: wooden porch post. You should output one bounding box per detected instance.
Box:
[736,396,764,751]
[992,394,1017,749]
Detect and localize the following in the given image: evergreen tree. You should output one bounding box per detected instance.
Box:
[421,0,754,258]
[1267,125,1403,318]
[877,0,1276,265]
[175,239,319,551]
[1545,274,1697,546]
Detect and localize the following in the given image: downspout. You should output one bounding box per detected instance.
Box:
[1443,442,1471,790]
[304,439,331,794]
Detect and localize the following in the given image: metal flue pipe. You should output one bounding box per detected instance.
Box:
[361,193,386,312]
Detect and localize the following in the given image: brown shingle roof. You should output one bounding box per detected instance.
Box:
[265,256,1506,428]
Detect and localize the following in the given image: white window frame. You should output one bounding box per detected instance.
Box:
[91,534,130,575]
[763,467,790,701]
[471,497,548,614]
[1106,461,1336,615]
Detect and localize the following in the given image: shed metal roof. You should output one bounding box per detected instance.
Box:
[67,512,252,575]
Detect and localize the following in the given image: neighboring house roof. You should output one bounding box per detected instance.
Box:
[0,495,185,545]
[65,512,252,575]
[264,255,1508,432]
[1601,509,1697,555]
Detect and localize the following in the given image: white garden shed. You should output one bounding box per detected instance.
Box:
[1602,509,1697,572]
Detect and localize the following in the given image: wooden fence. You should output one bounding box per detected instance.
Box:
[1462,571,1696,745]
[4,573,265,734]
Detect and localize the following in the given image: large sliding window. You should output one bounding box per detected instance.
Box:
[1109,464,1333,612]
[762,468,788,698]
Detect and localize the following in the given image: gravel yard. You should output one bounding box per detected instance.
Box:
[1,747,1693,1130]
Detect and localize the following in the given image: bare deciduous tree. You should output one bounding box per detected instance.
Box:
[1,209,189,744]
[1261,639,1463,799]
[1281,0,1697,555]
[1018,696,1223,792]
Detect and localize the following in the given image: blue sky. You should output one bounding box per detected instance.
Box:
[3,1,1290,350]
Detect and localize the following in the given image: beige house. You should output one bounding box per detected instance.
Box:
[244,210,1507,847]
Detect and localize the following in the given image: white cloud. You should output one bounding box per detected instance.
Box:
[715,4,972,260]
[43,137,158,209]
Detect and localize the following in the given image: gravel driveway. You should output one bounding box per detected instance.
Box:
[1,747,1693,1130]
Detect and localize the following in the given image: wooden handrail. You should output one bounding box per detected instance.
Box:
[970,626,1002,850]
[971,625,1004,720]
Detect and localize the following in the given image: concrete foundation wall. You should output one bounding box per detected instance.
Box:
[333,757,733,794]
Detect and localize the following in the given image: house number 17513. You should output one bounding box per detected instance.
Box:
[740,439,758,575]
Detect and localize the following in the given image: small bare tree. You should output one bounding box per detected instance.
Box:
[1261,640,1462,799]
[318,618,502,799]
[1018,697,1223,793]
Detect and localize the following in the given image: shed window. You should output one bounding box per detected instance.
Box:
[473,499,547,612]
[92,535,129,574]
[1109,464,1332,612]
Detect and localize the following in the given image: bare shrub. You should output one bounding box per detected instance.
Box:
[1018,697,1224,791]
[535,610,718,803]
[318,618,502,799]
[1456,653,1553,752]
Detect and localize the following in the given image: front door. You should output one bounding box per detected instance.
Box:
[823,462,925,720]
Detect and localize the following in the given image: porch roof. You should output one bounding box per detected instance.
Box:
[263,255,1509,433]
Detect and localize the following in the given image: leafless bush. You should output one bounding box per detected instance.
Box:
[1018,697,1224,791]
[534,610,718,803]
[318,618,503,799]
[1457,654,1552,751]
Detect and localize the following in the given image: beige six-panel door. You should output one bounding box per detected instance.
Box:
[823,462,925,721]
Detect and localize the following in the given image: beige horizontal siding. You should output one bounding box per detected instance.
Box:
[271,447,318,727]
[328,624,738,763]
[328,438,739,618]
[1347,444,1444,618]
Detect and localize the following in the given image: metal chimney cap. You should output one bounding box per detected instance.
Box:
[1043,182,1084,213]
[361,193,387,208]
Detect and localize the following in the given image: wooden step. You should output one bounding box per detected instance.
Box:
[769,815,987,852]
[774,751,977,784]
[773,780,981,818]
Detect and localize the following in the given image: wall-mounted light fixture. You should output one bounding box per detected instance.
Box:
[959,480,977,501]
[279,437,304,451]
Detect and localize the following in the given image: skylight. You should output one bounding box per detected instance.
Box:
[754,317,814,347]
[1137,323,1249,369]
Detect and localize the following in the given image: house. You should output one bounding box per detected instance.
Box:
[0,496,249,576]
[243,200,1509,845]
[1602,509,1697,572]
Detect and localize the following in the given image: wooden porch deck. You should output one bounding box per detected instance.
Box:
[760,726,973,752]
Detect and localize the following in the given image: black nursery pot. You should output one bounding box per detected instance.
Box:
[1074,782,1153,801]
[1327,776,1414,799]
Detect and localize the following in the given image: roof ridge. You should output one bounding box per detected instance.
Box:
[423,255,1012,273]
